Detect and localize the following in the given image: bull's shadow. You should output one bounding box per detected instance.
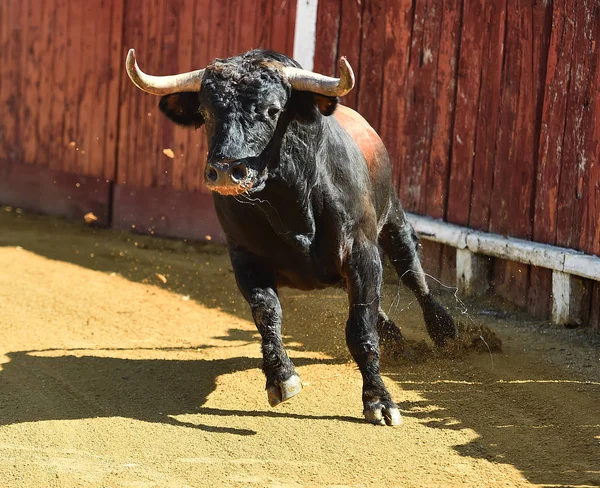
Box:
[0,349,341,436]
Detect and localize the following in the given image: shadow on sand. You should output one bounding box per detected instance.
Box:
[1,211,599,486]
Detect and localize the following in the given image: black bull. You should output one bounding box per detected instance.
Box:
[127,49,458,426]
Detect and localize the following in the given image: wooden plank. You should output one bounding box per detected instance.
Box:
[0,161,112,226]
[468,1,506,231]
[117,0,138,185]
[557,0,598,250]
[186,0,213,192]
[112,184,225,242]
[271,0,291,54]
[239,0,257,53]
[137,0,161,188]
[590,282,600,331]
[255,0,273,49]
[63,0,85,174]
[445,0,485,225]
[169,0,195,192]
[285,0,297,57]
[20,0,44,165]
[75,2,98,176]
[313,0,341,74]
[424,0,462,219]
[532,0,576,246]
[379,0,414,190]
[356,0,387,132]
[397,0,426,211]
[104,0,125,181]
[493,0,535,309]
[0,1,22,163]
[227,0,243,55]
[528,266,553,319]
[526,0,558,321]
[337,0,363,109]
[86,0,113,179]
[35,0,55,167]
[47,0,69,172]
[157,0,182,188]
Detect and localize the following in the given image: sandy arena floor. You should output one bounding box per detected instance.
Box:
[0,208,598,487]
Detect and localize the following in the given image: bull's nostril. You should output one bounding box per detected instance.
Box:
[206,165,218,183]
[230,162,248,183]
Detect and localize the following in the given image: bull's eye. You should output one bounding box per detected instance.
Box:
[267,107,280,119]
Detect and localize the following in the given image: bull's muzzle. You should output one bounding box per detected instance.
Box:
[204,160,250,195]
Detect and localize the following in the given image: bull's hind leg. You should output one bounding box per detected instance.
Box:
[379,204,458,346]
[344,240,401,426]
[230,251,302,407]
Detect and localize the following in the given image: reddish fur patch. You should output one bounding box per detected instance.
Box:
[333,105,387,170]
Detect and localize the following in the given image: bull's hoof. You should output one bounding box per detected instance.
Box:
[267,374,302,407]
[421,296,459,347]
[364,400,402,426]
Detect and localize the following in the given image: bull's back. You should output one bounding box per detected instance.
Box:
[332,105,394,223]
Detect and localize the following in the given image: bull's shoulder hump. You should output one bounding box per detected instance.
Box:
[332,105,388,165]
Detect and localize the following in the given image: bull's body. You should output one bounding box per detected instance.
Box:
[214,104,391,291]
[128,49,458,425]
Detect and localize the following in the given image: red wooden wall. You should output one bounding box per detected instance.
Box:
[0,0,123,180]
[0,0,296,237]
[314,0,600,327]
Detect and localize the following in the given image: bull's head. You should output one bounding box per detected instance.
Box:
[126,49,354,195]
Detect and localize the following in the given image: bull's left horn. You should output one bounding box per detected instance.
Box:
[126,49,204,96]
[282,57,355,97]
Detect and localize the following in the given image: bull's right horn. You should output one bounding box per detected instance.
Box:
[282,56,355,97]
[126,49,204,96]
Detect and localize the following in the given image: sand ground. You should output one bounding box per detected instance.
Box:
[0,208,598,487]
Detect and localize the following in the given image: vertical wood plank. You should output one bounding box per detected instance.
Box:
[104,0,125,181]
[556,0,598,249]
[35,0,56,167]
[313,0,341,74]
[227,0,243,55]
[255,0,273,49]
[169,0,195,191]
[187,0,214,192]
[468,1,506,231]
[271,0,291,54]
[445,0,485,225]
[63,0,85,174]
[239,0,258,53]
[87,0,113,178]
[73,1,97,176]
[48,0,69,172]
[157,0,182,188]
[285,0,297,57]
[533,0,576,246]
[0,1,24,163]
[20,0,44,165]
[337,0,363,109]
[424,0,461,219]
[147,0,166,189]
[356,0,386,131]
[526,0,554,319]
[379,0,414,189]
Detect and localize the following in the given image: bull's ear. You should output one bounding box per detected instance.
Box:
[158,92,204,128]
[291,91,339,123]
[313,94,338,116]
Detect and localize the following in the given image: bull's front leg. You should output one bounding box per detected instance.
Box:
[344,240,402,426]
[230,250,302,407]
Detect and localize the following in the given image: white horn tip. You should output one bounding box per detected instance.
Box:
[338,56,355,92]
[126,49,136,69]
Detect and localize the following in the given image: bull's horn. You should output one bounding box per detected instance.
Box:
[126,49,204,95]
[282,57,355,97]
